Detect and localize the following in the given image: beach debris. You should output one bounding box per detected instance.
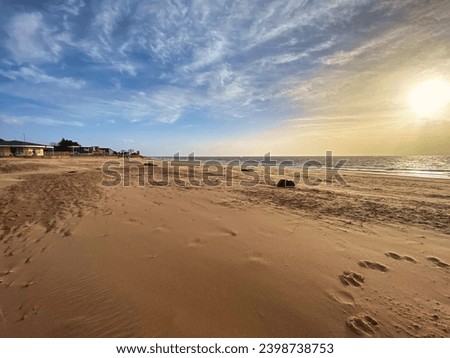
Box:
[276,179,295,188]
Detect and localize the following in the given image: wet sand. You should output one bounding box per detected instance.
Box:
[0,157,449,337]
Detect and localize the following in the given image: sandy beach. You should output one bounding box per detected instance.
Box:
[0,157,449,338]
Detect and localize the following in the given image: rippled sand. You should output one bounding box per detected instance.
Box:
[0,157,449,337]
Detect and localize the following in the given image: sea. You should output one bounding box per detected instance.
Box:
[152,155,450,180]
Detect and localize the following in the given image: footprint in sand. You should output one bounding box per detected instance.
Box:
[0,269,13,277]
[358,260,389,272]
[18,309,38,322]
[187,238,204,247]
[227,229,238,237]
[152,226,167,233]
[333,290,355,306]
[346,314,379,336]
[209,228,238,238]
[385,252,417,263]
[247,253,268,265]
[22,280,36,288]
[339,271,365,287]
[60,228,72,237]
[427,256,449,268]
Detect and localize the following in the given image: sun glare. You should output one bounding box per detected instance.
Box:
[409,78,450,117]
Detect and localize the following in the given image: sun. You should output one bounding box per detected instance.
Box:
[409,78,450,117]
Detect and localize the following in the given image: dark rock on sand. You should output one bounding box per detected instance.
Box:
[277,179,295,188]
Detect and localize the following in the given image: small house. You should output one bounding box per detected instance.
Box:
[0,138,53,157]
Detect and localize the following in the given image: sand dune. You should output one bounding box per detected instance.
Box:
[0,157,449,337]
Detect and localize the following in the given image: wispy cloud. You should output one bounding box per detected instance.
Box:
[32,117,85,127]
[5,12,63,63]
[2,116,23,125]
[1,115,84,127]
[113,88,193,124]
[0,0,449,154]
[0,65,85,89]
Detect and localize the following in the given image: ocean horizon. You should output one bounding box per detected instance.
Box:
[151,155,450,179]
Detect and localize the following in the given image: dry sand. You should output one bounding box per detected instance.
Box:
[0,157,449,337]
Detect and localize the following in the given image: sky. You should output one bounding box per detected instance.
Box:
[0,0,450,155]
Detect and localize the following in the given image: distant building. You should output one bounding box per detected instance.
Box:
[0,139,53,157]
[98,147,115,155]
[74,146,115,155]
[76,146,94,155]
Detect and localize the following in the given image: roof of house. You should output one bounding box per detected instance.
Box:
[0,138,53,148]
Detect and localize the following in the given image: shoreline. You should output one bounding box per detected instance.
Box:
[2,155,450,180]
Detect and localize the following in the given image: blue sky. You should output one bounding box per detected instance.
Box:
[1,0,450,155]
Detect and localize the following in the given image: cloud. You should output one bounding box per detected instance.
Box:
[49,0,86,16]
[0,66,85,89]
[2,116,23,125]
[183,35,228,71]
[318,29,403,66]
[301,9,446,114]
[1,115,84,127]
[118,89,191,124]
[5,12,63,63]
[1,1,449,154]
[93,0,132,40]
[33,118,84,127]
[259,53,308,66]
